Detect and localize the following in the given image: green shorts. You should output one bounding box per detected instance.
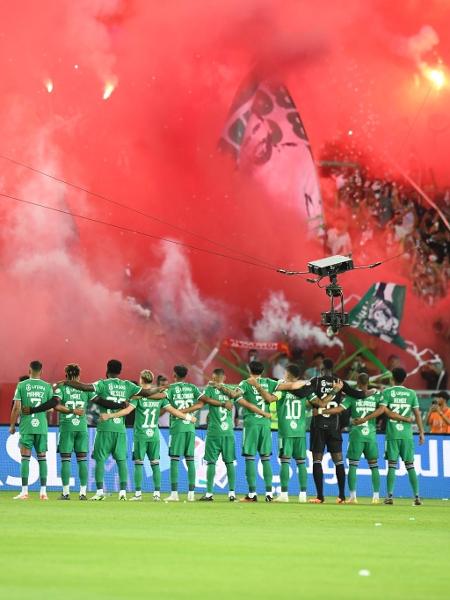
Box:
[19,433,47,453]
[385,438,415,463]
[278,436,306,460]
[205,436,236,464]
[347,437,378,462]
[242,425,272,457]
[133,436,160,462]
[58,430,89,454]
[92,431,128,461]
[169,432,195,457]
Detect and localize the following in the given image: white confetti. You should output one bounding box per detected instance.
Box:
[409,517,415,521]
[374,522,382,527]
[358,570,371,577]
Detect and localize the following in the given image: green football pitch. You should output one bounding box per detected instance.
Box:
[0,493,448,600]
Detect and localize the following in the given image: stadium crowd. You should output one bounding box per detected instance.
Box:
[325,169,449,303]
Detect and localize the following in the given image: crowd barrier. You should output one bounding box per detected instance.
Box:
[0,427,448,498]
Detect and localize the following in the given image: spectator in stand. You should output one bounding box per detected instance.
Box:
[427,392,450,434]
[420,361,448,391]
[305,352,325,380]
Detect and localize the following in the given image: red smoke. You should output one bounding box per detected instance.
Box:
[0,0,448,384]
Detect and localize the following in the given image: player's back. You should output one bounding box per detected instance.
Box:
[204,385,234,436]
[131,396,167,437]
[14,378,53,434]
[57,386,92,431]
[381,385,418,439]
[166,381,202,432]
[238,378,276,426]
[310,375,343,430]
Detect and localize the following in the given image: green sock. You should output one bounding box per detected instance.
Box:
[134,463,143,492]
[78,460,88,487]
[170,459,179,492]
[280,462,290,492]
[387,466,396,496]
[262,459,272,493]
[117,460,128,490]
[226,462,236,491]
[245,459,256,493]
[371,466,380,493]
[348,465,357,492]
[21,458,30,486]
[298,462,307,492]
[407,467,419,496]
[187,460,196,491]
[207,463,215,494]
[61,460,71,487]
[151,463,161,492]
[38,459,47,486]
[95,460,105,490]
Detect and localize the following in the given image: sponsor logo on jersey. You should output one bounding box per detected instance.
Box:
[221,422,229,431]
[31,418,39,428]
[396,423,404,431]
[26,384,32,392]
[290,421,298,430]
[72,418,80,426]
[113,417,121,424]
[361,427,369,436]
[146,428,154,437]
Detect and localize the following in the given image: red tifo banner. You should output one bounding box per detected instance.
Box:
[222,338,289,353]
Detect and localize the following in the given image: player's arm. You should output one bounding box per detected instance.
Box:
[99,404,136,421]
[180,400,205,414]
[63,380,95,392]
[276,380,309,391]
[166,404,197,423]
[322,405,346,415]
[384,408,410,422]
[246,379,277,403]
[22,396,60,415]
[9,400,21,435]
[137,385,169,397]
[342,381,366,399]
[237,397,271,419]
[92,396,128,410]
[310,381,344,408]
[199,394,233,409]
[413,407,425,445]
[353,405,385,425]
[54,403,85,416]
[211,383,242,399]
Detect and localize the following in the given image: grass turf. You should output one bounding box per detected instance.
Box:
[0,492,448,600]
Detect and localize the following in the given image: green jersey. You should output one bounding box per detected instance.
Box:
[341,391,381,441]
[55,386,95,432]
[380,385,419,440]
[165,382,204,434]
[130,396,169,439]
[238,378,277,428]
[14,378,54,435]
[93,378,142,433]
[204,385,234,437]
[275,390,307,438]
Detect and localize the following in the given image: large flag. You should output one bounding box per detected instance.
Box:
[348,283,407,348]
[219,71,324,236]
